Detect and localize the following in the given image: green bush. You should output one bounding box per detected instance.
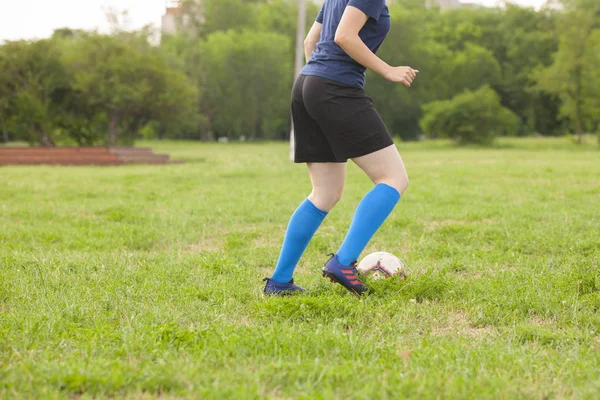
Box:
[420,86,521,145]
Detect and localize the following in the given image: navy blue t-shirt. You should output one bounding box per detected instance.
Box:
[300,0,391,88]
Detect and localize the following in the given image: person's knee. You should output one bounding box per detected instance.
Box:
[308,187,343,212]
[376,170,409,195]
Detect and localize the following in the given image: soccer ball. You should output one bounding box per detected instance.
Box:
[357,252,406,279]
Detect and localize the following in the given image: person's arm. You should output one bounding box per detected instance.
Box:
[334,6,417,87]
[304,22,322,62]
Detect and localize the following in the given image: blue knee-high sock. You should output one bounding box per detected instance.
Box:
[271,199,328,283]
[337,183,400,266]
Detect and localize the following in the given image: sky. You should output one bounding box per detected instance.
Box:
[0,0,549,43]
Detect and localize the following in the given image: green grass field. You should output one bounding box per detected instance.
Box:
[1,138,600,399]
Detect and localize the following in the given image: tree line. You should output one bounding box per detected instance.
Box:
[0,0,598,146]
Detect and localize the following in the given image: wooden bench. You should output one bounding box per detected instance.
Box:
[0,147,183,166]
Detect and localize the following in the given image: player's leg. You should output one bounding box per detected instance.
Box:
[307,162,346,212]
[323,145,405,296]
[352,144,409,195]
[335,144,407,264]
[313,79,405,295]
[268,163,345,287]
[264,75,344,295]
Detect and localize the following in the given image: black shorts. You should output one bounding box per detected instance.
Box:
[292,74,394,163]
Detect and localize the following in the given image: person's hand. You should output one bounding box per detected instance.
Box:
[384,66,418,87]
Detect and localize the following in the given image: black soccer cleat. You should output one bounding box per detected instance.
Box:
[263,278,305,296]
[322,254,368,298]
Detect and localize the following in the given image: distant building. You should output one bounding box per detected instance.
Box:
[161,0,198,36]
[161,1,179,36]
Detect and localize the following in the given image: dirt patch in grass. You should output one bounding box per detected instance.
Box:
[252,234,282,248]
[125,394,186,400]
[258,266,274,275]
[527,315,556,327]
[426,219,469,230]
[431,309,497,339]
[425,218,496,232]
[190,236,223,252]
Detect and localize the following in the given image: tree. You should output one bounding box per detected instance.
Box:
[367,6,501,140]
[365,6,434,140]
[495,5,559,135]
[428,5,561,135]
[159,34,211,140]
[62,33,198,146]
[255,0,320,58]
[0,40,72,147]
[534,0,600,142]
[1,1,589,144]
[421,86,521,145]
[182,0,259,38]
[198,29,292,139]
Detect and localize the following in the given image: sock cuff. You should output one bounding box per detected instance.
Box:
[375,183,401,202]
[305,199,328,218]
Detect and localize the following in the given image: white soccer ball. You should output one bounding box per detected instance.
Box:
[357,252,406,279]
